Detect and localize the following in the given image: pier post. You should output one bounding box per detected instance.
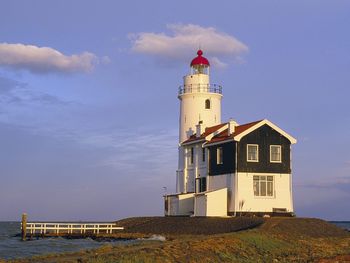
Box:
[21,213,27,241]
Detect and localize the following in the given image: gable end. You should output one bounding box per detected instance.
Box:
[237,124,291,173]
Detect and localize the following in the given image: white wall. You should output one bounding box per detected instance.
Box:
[178,146,184,173]
[176,170,184,193]
[194,188,228,217]
[206,188,227,216]
[178,143,208,194]
[186,168,195,192]
[194,194,207,216]
[168,196,178,216]
[208,174,232,191]
[178,72,222,144]
[235,173,293,213]
[184,72,210,87]
[178,193,195,215]
[166,193,195,216]
[179,92,222,143]
[228,175,235,212]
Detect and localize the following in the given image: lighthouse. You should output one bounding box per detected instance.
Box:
[165,49,296,217]
[178,50,222,143]
[177,50,223,194]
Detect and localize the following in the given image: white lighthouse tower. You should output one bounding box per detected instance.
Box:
[177,50,223,193]
[178,50,222,143]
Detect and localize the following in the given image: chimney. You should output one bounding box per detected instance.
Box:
[196,121,203,138]
[228,119,238,135]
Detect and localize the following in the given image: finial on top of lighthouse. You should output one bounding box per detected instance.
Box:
[190,49,210,74]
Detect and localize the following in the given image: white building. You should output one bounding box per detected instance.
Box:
[164,50,297,217]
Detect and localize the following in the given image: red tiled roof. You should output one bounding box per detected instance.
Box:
[182,123,226,144]
[205,129,230,144]
[181,120,263,145]
[203,123,227,137]
[233,120,262,137]
[205,120,263,146]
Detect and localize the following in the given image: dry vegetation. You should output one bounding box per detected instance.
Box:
[115,216,264,235]
[8,217,350,263]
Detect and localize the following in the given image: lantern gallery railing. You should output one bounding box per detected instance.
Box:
[178,84,222,95]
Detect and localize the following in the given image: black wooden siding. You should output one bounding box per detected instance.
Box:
[208,141,235,176]
[208,125,291,176]
[237,125,291,173]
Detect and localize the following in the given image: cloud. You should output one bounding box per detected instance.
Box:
[295,175,350,193]
[210,57,228,69]
[0,75,69,116]
[130,24,248,67]
[0,80,177,182]
[101,56,111,64]
[0,75,23,93]
[80,127,177,176]
[0,43,101,74]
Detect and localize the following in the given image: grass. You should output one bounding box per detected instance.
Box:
[8,217,350,263]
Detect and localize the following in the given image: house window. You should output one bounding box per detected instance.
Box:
[196,177,207,193]
[270,145,282,163]
[205,99,211,109]
[202,148,206,162]
[217,147,223,164]
[247,144,259,162]
[253,175,274,197]
[190,147,194,164]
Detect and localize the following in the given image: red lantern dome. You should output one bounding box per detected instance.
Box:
[190,50,210,67]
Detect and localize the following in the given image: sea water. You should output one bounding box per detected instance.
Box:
[330,221,350,231]
[0,222,133,260]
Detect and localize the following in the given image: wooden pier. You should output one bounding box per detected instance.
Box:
[21,213,124,240]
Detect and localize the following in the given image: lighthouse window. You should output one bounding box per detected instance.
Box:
[205,99,211,109]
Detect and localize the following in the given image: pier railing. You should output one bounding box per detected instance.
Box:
[21,214,124,240]
[25,222,124,235]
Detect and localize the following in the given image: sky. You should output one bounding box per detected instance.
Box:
[0,0,349,221]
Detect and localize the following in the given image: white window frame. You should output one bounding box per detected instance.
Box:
[247,144,259,162]
[270,145,282,163]
[217,147,223,164]
[253,175,274,198]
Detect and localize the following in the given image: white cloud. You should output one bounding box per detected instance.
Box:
[130,24,248,67]
[210,57,228,69]
[0,43,100,74]
[101,56,111,64]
